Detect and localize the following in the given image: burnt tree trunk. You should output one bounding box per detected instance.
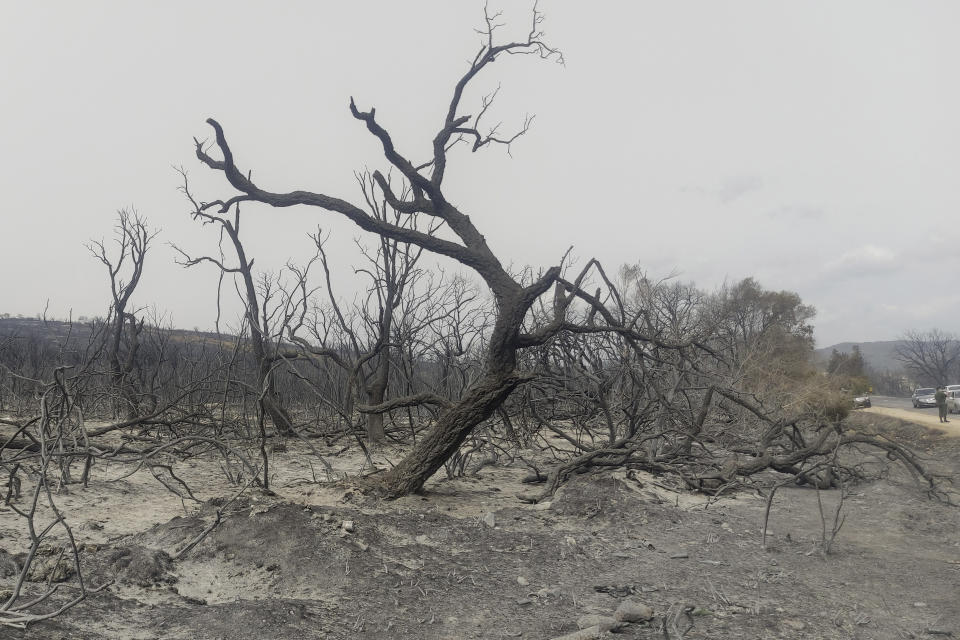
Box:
[376,294,535,495]
[364,355,389,443]
[216,212,295,436]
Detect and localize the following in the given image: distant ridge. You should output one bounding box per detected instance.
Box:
[0,317,229,344]
[814,340,905,373]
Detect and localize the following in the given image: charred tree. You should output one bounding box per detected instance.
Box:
[86,209,156,419]
[191,6,565,494]
[175,177,295,436]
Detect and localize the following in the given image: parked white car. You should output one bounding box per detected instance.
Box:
[948,390,960,414]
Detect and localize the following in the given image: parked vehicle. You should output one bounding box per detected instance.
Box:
[912,388,936,408]
[852,395,871,409]
[948,391,960,414]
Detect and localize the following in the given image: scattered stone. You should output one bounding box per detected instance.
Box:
[517,576,529,587]
[0,550,20,578]
[534,501,552,511]
[341,520,355,533]
[594,584,636,597]
[914,602,928,608]
[353,540,369,552]
[614,599,654,623]
[415,535,429,545]
[26,555,75,583]
[107,546,174,587]
[482,512,496,528]
[577,614,621,632]
[537,586,561,599]
[551,626,602,640]
[564,536,577,546]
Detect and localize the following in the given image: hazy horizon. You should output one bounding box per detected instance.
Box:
[2,1,957,347]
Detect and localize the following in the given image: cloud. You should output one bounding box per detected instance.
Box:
[717,175,764,204]
[766,204,824,220]
[681,174,764,204]
[822,244,898,279]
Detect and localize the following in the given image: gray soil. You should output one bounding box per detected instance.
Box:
[3,413,959,640]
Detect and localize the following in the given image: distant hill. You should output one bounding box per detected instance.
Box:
[0,317,230,346]
[815,340,905,373]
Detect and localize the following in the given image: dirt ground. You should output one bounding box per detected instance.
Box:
[865,406,960,437]
[1,412,958,640]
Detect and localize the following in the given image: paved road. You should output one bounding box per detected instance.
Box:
[868,395,914,410]
[861,397,960,436]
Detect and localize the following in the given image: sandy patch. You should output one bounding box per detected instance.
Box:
[861,406,960,437]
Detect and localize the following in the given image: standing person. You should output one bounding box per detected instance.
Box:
[935,386,949,423]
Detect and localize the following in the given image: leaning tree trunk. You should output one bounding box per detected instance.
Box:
[376,304,529,496]
[376,369,530,496]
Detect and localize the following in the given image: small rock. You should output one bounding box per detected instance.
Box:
[783,619,806,631]
[341,520,355,533]
[537,586,561,599]
[353,540,369,552]
[517,576,529,587]
[564,536,577,546]
[577,614,621,631]
[415,535,429,545]
[516,598,533,605]
[914,602,928,608]
[0,550,20,578]
[614,599,654,622]
[26,555,75,584]
[550,626,602,640]
[482,513,496,528]
[924,627,954,636]
[534,501,552,511]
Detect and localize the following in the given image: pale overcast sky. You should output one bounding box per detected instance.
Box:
[1,1,957,347]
